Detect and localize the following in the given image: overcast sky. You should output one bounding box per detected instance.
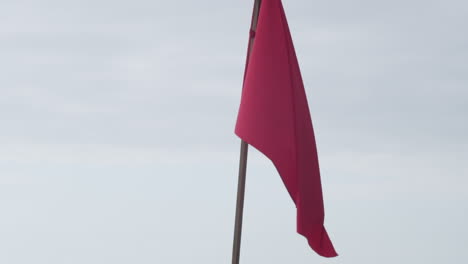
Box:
[0,0,467,263]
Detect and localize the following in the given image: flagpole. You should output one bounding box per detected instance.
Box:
[231,1,261,264]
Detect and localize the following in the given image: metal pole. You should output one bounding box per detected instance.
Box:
[231,1,261,264]
[231,140,249,264]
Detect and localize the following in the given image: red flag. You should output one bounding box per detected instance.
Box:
[235,0,337,257]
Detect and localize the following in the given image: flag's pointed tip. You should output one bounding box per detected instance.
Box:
[306,237,338,258]
[299,225,338,258]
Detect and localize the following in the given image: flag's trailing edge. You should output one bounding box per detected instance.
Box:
[235,0,337,257]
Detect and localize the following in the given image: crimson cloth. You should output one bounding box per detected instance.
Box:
[235,0,337,257]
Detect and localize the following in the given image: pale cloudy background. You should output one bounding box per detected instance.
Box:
[0,0,467,263]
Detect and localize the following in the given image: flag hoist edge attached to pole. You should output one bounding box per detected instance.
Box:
[231,1,262,264]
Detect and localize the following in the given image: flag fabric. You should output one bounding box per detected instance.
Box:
[235,0,337,257]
